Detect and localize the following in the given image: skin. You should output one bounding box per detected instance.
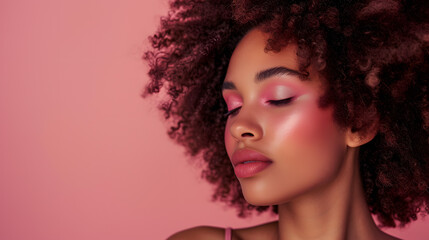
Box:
[168,28,400,240]
[223,32,347,207]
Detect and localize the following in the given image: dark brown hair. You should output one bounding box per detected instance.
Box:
[143,0,429,227]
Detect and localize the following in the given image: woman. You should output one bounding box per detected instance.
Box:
[144,0,429,239]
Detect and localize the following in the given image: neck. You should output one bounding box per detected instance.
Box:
[276,147,383,240]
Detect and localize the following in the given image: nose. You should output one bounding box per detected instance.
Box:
[229,111,263,141]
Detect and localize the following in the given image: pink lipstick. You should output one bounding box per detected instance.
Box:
[231,149,272,178]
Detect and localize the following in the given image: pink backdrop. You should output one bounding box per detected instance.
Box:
[0,0,427,239]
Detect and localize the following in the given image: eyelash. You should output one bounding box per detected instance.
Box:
[266,97,294,106]
[224,97,294,118]
[224,107,242,118]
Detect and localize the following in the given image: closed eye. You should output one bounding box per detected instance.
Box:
[224,107,242,118]
[266,97,294,106]
[224,97,294,118]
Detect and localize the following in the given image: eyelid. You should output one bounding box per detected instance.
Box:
[223,93,242,111]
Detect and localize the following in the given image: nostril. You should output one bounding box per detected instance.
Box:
[241,132,254,137]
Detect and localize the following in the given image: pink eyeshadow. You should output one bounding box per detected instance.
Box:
[223,93,242,111]
[260,80,304,102]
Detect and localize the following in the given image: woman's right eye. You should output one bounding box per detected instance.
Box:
[224,107,242,118]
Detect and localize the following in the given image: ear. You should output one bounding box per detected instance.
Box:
[345,118,379,148]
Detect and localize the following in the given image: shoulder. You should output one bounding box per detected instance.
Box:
[167,226,225,240]
[234,221,278,240]
[166,221,278,240]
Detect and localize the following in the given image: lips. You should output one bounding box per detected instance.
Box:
[231,148,272,166]
[231,149,273,178]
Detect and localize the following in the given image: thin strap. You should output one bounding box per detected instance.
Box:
[224,227,232,240]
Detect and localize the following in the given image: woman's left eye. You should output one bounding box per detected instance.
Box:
[266,97,294,106]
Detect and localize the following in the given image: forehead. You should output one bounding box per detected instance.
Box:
[225,28,325,92]
[226,28,300,81]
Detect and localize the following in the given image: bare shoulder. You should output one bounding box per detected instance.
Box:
[233,221,278,240]
[166,221,278,240]
[167,226,225,240]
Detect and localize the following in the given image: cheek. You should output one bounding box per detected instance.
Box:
[268,103,335,144]
[267,101,345,178]
[293,107,337,142]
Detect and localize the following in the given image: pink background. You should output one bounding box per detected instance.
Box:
[0,0,427,239]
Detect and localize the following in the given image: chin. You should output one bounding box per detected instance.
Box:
[243,195,274,206]
[239,176,325,206]
[239,181,296,206]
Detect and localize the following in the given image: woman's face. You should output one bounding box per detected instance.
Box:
[222,29,348,206]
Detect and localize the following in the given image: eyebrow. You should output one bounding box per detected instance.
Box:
[256,66,305,81]
[222,66,307,90]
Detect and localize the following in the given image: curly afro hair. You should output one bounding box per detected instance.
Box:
[143,0,429,228]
